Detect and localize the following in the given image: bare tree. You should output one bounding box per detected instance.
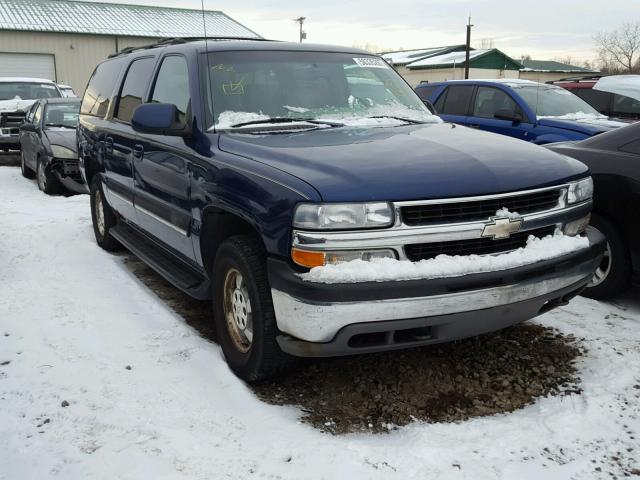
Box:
[479,38,494,49]
[594,22,640,72]
[520,54,532,61]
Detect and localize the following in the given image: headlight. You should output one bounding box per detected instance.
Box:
[293,202,394,230]
[567,177,593,204]
[291,248,396,268]
[51,145,77,159]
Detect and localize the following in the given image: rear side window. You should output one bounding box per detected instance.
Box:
[80,57,125,117]
[612,94,640,119]
[573,89,611,115]
[415,85,438,101]
[115,57,156,123]
[439,85,474,115]
[150,56,190,123]
[472,86,519,118]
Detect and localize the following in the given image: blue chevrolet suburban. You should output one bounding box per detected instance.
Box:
[78,39,604,381]
[415,79,626,144]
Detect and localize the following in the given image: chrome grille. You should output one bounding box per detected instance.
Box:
[401,189,562,226]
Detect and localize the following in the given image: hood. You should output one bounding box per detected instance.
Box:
[0,98,36,114]
[537,115,626,135]
[44,129,77,151]
[218,123,589,202]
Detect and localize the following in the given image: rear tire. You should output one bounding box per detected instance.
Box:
[212,235,294,382]
[90,176,122,252]
[582,213,631,300]
[20,150,34,179]
[36,157,60,195]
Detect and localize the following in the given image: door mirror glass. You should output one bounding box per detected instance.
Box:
[494,109,522,123]
[20,123,38,132]
[131,103,190,136]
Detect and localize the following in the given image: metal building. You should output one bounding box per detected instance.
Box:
[0,0,261,94]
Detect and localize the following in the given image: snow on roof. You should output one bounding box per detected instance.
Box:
[0,77,57,83]
[0,0,261,39]
[380,46,462,66]
[520,59,598,73]
[407,49,489,68]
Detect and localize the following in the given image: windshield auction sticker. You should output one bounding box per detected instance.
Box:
[353,57,389,69]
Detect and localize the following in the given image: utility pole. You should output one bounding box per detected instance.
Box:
[464,16,473,79]
[293,16,306,43]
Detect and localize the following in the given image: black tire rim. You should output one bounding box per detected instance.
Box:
[588,241,612,288]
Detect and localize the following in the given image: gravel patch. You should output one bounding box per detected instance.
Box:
[124,252,585,435]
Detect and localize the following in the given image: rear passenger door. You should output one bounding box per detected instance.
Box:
[466,86,531,140]
[133,55,196,261]
[104,56,156,222]
[433,85,475,127]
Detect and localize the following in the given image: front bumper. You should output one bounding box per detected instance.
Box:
[51,157,87,194]
[269,227,605,357]
[0,130,19,147]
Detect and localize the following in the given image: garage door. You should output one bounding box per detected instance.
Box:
[0,53,56,81]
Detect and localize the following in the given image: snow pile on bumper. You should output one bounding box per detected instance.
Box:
[300,232,590,284]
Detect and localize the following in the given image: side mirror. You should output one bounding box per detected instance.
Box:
[131,103,190,137]
[423,100,437,115]
[494,109,522,123]
[20,123,38,132]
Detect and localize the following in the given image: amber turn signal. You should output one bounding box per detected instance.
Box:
[291,248,326,268]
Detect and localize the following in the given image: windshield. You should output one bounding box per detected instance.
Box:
[44,103,79,129]
[514,85,602,118]
[0,82,61,101]
[203,51,437,130]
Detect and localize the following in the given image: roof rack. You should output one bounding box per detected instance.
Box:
[108,36,271,58]
[546,74,604,84]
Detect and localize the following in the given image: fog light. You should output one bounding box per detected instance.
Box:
[291,248,396,268]
[564,214,591,236]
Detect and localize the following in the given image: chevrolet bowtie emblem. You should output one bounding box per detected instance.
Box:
[481,217,523,240]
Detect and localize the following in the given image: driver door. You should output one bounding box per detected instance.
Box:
[466,86,532,141]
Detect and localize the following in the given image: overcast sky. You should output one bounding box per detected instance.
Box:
[95,0,638,62]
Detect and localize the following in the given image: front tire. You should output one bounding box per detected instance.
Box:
[582,213,631,300]
[36,157,60,195]
[20,150,34,179]
[90,176,122,252]
[212,235,293,382]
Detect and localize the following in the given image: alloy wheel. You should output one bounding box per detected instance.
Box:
[588,241,612,288]
[223,268,253,353]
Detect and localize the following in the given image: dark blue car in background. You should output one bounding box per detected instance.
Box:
[78,39,604,381]
[416,79,626,144]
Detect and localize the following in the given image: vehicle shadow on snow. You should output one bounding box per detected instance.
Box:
[122,253,586,435]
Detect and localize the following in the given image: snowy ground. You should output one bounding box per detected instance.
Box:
[0,163,639,480]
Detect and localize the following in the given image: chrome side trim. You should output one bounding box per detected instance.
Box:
[271,271,589,343]
[292,201,591,252]
[135,204,189,236]
[105,186,133,206]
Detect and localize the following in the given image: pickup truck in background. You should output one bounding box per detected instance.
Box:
[0,77,62,151]
[78,39,605,381]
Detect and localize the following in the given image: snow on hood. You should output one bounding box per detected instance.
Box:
[0,98,36,114]
[594,75,640,102]
[300,231,589,283]
[537,112,628,129]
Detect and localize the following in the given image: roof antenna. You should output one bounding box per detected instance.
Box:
[201,0,215,131]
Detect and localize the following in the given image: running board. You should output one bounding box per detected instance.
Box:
[110,222,211,300]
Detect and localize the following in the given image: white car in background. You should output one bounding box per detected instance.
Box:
[57,84,77,98]
[0,77,62,152]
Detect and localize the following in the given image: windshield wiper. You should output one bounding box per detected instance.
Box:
[46,123,75,129]
[229,117,344,128]
[367,115,426,124]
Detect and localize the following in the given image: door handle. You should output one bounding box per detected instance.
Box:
[103,136,114,154]
[132,144,144,159]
